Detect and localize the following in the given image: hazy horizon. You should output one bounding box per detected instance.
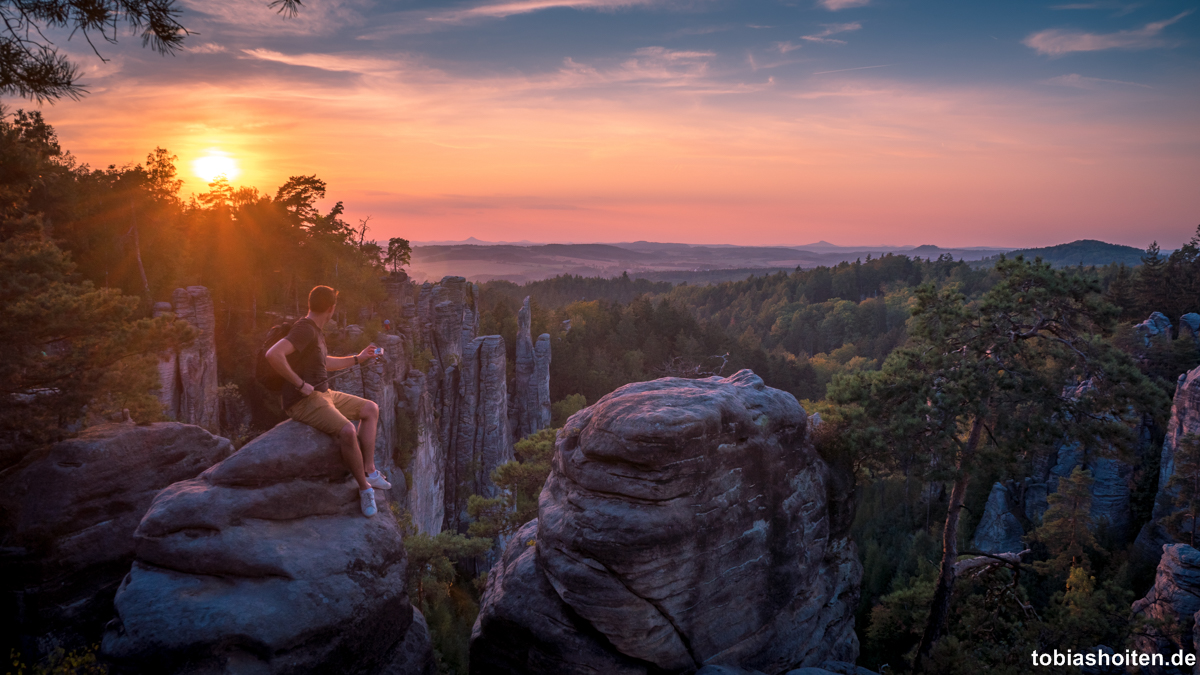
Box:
[24,0,1200,250]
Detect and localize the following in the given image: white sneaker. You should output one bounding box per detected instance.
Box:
[360,488,377,517]
[367,470,392,490]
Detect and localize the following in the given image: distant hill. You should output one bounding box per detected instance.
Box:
[978,240,1145,268]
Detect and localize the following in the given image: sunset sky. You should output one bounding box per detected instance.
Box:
[29,0,1200,248]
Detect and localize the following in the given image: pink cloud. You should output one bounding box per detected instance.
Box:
[1024,11,1191,55]
[801,22,862,44]
[817,0,870,11]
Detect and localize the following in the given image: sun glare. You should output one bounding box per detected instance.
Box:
[193,152,240,182]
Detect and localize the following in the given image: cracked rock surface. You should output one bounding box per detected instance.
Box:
[102,420,434,675]
[471,370,861,674]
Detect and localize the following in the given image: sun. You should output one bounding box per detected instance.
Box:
[193,152,240,182]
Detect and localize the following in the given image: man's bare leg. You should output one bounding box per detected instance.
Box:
[358,401,380,475]
[339,422,370,491]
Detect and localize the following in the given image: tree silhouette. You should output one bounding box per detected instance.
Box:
[386,237,411,273]
[1,0,303,101]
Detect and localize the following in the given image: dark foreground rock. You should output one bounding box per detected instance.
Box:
[102,420,433,674]
[471,370,861,674]
[0,422,233,653]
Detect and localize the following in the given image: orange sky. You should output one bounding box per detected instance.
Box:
[31,0,1200,249]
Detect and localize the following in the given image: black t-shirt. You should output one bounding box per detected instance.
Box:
[281,318,328,411]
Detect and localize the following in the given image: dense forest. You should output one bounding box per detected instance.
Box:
[5,108,1200,674]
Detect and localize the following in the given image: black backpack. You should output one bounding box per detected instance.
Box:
[255,322,295,392]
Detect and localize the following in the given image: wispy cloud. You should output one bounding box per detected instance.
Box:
[556,47,716,88]
[811,63,892,75]
[772,41,802,54]
[431,0,658,22]
[817,0,869,10]
[187,43,228,54]
[1024,11,1191,55]
[241,49,397,74]
[1050,2,1141,16]
[801,22,862,44]
[1043,73,1150,88]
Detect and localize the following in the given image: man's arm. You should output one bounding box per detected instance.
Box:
[326,343,383,371]
[266,339,314,396]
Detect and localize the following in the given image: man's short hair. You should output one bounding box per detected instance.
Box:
[309,286,338,313]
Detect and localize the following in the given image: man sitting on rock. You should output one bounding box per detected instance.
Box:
[266,285,391,517]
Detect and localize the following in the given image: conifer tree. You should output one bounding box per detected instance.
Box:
[1032,466,1100,575]
[828,256,1163,670]
[0,111,193,460]
[1137,241,1167,317]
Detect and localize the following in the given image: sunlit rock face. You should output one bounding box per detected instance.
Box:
[101,420,434,675]
[471,370,861,675]
[1132,544,1200,658]
[0,422,233,649]
[1135,365,1200,566]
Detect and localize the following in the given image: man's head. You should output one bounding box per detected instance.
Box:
[308,285,338,318]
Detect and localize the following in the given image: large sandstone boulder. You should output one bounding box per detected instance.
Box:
[1132,544,1200,658]
[472,370,861,674]
[0,422,233,651]
[101,420,434,674]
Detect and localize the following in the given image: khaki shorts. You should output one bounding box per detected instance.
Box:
[286,389,370,435]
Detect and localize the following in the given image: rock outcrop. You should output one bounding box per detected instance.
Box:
[513,297,551,440]
[0,423,233,650]
[971,483,1025,554]
[1050,441,1134,543]
[1137,311,1174,346]
[1180,313,1200,343]
[152,301,181,420]
[445,335,513,532]
[401,371,445,536]
[169,286,220,432]
[1153,365,1200,521]
[471,370,861,674]
[102,420,434,674]
[1135,364,1200,565]
[1132,544,1200,658]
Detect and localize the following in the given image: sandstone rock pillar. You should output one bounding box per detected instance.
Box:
[171,286,219,432]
